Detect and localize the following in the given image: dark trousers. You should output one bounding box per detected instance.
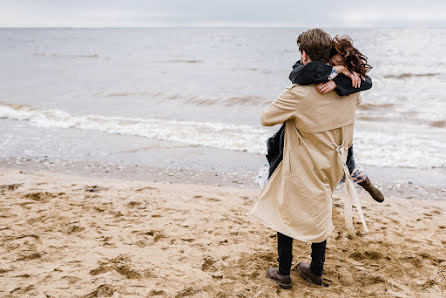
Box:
[277,232,326,276]
[346,145,356,174]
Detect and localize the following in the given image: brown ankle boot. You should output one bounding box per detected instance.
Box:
[266,267,292,289]
[297,262,322,286]
[358,177,384,203]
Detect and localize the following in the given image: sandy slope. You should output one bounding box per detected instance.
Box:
[0,169,445,297]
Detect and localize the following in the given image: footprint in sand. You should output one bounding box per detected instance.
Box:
[16,252,41,261]
[9,285,36,296]
[22,192,65,202]
[201,256,217,272]
[83,284,114,298]
[0,183,23,191]
[136,230,166,244]
[149,289,165,296]
[175,287,199,297]
[385,216,400,224]
[135,186,158,192]
[349,251,383,261]
[64,224,85,235]
[127,201,143,208]
[85,185,109,193]
[335,266,355,286]
[89,255,153,279]
[432,210,442,215]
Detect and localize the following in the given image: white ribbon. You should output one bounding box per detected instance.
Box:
[335,143,369,237]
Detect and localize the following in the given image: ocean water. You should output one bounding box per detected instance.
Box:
[0,28,445,170]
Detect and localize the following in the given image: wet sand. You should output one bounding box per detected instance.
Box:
[0,168,445,297]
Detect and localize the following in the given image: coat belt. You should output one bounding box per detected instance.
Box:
[335,142,369,236]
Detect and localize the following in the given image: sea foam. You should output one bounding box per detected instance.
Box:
[0,102,270,154]
[1,102,445,169]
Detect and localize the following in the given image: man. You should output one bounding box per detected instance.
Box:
[249,28,367,289]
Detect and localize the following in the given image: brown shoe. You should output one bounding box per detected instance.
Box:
[358,177,384,203]
[297,262,322,286]
[266,267,292,289]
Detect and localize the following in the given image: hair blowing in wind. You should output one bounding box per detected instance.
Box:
[332,35,372,76]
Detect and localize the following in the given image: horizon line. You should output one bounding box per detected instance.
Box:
[1,24,445,29]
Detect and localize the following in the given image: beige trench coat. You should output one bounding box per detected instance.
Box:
[250,84,368,243]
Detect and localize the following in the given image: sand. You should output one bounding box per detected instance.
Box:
[0,169,445,297]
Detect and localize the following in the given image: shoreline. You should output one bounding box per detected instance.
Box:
[1,156,445,201]
[0,168,445,296]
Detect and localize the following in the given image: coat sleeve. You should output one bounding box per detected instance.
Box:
[261,87,300,126]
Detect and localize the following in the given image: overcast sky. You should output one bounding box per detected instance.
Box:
[1,0,446,28]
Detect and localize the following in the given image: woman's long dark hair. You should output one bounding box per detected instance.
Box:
[331,36,372,76]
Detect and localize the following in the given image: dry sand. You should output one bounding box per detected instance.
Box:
[0,169,445,297]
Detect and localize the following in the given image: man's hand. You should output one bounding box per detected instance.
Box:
[316,81,337,94]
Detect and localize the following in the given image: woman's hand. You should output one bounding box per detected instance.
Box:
[349,71,362,88]
[333,65,362,88]
[316,81,337,94]
[333,65,351,77]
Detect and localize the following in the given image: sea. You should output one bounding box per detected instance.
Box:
[0,27,445,181]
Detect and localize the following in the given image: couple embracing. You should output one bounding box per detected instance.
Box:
[250,28,383,289]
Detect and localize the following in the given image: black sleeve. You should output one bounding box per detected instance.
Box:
[289,60,373,96]
[266,123,286,178]
[332,74,372,96]
[289,60,333,85]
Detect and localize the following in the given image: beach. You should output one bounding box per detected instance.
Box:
[0,27,446,297]
[1,167,445,297]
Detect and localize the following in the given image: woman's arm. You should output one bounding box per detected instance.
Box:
[289,60,371,96]
[332,74,372,96]
[288,60,332,84]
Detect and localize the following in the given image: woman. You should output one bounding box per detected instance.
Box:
[266,35,384,203]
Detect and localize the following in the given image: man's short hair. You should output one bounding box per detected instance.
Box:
[297,28,332,63]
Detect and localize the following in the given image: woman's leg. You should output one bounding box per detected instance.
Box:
[347,145,384,202]
[346,145,357,175]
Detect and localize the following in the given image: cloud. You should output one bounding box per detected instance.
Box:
[341,9,446,27]
[0,0,445,27]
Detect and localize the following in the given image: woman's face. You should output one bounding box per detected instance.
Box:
[330,54,345,66]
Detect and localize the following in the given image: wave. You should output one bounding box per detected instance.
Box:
[185,95,267,106]
[357,112,446,129]
[430,120,446,128]
[103,91,162,97]
[357,103,394,111]
[232,67,273,74]
[0,102,269,154]
[223,96,266,106]
[100,90,267,107]
[33,53,99,58]
[168,59,203,63]
[383,73,440,79]
[1,102,444,169]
